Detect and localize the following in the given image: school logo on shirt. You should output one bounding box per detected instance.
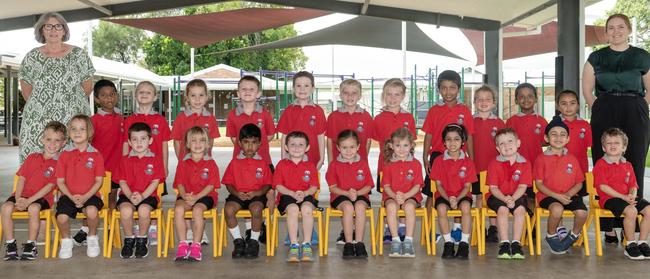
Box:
[406,169,414,181]
[309,115,316,127]
[303,170,311,182]
[357,121,364,133]
[43,166,54,177]
[152,124,160,135]
[356,169,365,181]
[145,164,154,175]
[257,118,263,128]
[403,121,409,128]
[625,172,631,184]
[255,167,263,179]
[566,163,573,174]
[459,166,467,178]
[458,114,465,125]
[203,123,210,132]
[491,127,498,138]
[85,157,94,169]
[580,128,586,139]
[201,168,210,180]
[513,170,521,182]
[534,124,542,135]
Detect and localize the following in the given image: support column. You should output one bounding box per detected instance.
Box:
[484,29,503,118]
[556,0,585,106]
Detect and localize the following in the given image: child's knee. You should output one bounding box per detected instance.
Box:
[340,202,353,213]
[300,204,314,214]
[513,206,526,216]
[497,207,509,215]
[624,205,638,216]
[574,209,587,219]
[56,214,69,223]
[137,206,152,217]
[27,203,41,214]
[0,202,14,215]
[549,204,564,216]
[354,202,367,212]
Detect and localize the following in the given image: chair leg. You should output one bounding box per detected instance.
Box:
[218,209,225,257]
[44,213,52,258]
[107,214,117,258]
[102,212,109,258]
[157,213,163,258]
[163,211,173,257]
[582,221,590,256]
[271,211,279,256]
[423,211,431,256]
[213,211,218,258]
[265,209,272,257]
[535,210,542,256]
[324,208,330,256]
[479,210,486,256]
[377,208,384,256]
[51,217,60,258]
[368,210,376,256]
[430,211,436,256]
[594,212,602,256]
[317,212,323,257]
[525,215,534,256]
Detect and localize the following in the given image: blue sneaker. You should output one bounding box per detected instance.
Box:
[546,235,566,254]
[389,241,402,257]
[435,233,441,243]
[311,228,319,245]
[284,233,291,246]
[398,226,406,242]
[556,226,568,240]
[287,243,300,262]
[451,227,462,244]
[383,227,392,244]
[301,243,314,262]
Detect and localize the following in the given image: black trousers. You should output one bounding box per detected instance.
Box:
[591,94,650,231]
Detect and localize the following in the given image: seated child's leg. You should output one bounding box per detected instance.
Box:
[385,200,399,238]
[512,206,526,242]
[300,203,315,243]
[639,205,650,241]
[27,203,43,241]
[266,190,275,212]
[459,200,472,235]
[83,205,100,236]
[119,203,135,237]
[622,205,639,241]
[436,203,450,234]
[57,214,71,238]
[354,201,368,242]
[0,201,16,240]
[174,200,188,242]
[547,203,564,235]
[249,201,265,233]
[496,207,510,242]
[336,201,354,243]
[191,203,208,242]
[286,204,300,244]
[402,200,417,238]
[137,205,153,238]
[224,201,242,230]
[572,209,588,235]
[109,189,118,210]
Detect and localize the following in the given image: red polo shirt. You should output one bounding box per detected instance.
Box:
[171,108,220,160]
[326,106,374,160]
[562,116,592,172]
[277,102,326,164]
[533,149,584,203]
[222,153,272,193]
[272,158,319,204]
[486,154,532,199]
[472,114,505,171]
[173,154,220,202]
[225,104,276,165]
[421,103,474,155]
[430,151,477,199]
[123,110,170,177]
[505,113,547,165]
[56,145,105,196]
[15,152,58,205]
[381,156,423,203]
[114,150,164,201]
[91,108,124,175]
[372,108,416,173]
[325,155,374,203]
[593,157,637,208]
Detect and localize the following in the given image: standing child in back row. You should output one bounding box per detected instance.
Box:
[171,79,219,160]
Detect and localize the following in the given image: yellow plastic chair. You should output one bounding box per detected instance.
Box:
[584,172,642,256]
[532,180,590,256]
[478,171,534,256]
[0,176,55,258]
[51,172,113,258]
[217,208,272,256]
[429,179,481,256]
[106,183,165,258]
[376,173,431,256]
[324,206,376,256]
[162,191,219,258]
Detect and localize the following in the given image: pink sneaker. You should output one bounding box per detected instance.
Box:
[174,242,190,261]
[188,243,202,262]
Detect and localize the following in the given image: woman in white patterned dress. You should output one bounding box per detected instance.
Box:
[18,12,95,163]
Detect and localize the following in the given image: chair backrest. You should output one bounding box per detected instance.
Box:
[430,179,438,195]
[585,172,597,205]
[99,172,112,208]
[479,171,488,201]
[12,175,18,192]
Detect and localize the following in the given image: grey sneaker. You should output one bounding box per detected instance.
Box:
[402,239,415,258]
[389,240,402,257]
[546,235,566,254]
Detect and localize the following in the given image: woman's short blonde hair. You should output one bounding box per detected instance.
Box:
[33,12,70,43]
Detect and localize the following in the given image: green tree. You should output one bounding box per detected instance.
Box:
[89,20,147,64]
[142,2,307,75]
[595,0,649,51]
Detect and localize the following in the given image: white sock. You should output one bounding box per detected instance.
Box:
[628,240,637,245]
[80,226,89,233]
[245,221,252,230]
[6,239,15,244]
[461,233,469,243]
[638,240,647,245]
[398,223,406,228]
[26,240,35,244]
[512,240,520,244]
[500,240,509,244]
[251,231,260,241]
[570,231,580,238]
[392,236,401,242]
[404,236,413,242]
[229,227,241,239]
[443,233,453,243]
[547,233,557,237]
[453,223,461,230]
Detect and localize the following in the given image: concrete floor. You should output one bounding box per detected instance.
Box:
[1,146,650,278]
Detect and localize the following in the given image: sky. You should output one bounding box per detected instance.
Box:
[0,0,618,85]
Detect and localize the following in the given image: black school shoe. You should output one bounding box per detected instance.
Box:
[486,226,499,243]
[336,230,345,245]
[120,237,136,259]
[605,232,619,245]
[455,242,469,259]
[134,237,149,258]
[354,242,368,258]
[342,243,355,259]
[73,229,88,246]
[636,242,650,259]
[244,239,260,259]
[4,241,18,261]
[442,242,455,259]
[20,242,38,260]
[624,243,644,260]
[232,238,246,259]
[245,223,268,245]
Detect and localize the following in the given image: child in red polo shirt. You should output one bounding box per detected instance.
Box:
[431,124,477,259]
[1,121,66,261]
[91,80,123,211]
[273,131,319,262]
[277,71,326,170]
[123,81,170,244]
[372,78,416,243]
[472,85,505,243]
[171,78,219,160]
[326,130,373,259]
[114,122,164,259]
[382,128,423,258]
[486,128,531,260]
[55,115,106,259]
[172,127,220,262]
[557,90,592,192]
[593,128,650,260]
[222,124,272,259]
[533,116,587,255]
